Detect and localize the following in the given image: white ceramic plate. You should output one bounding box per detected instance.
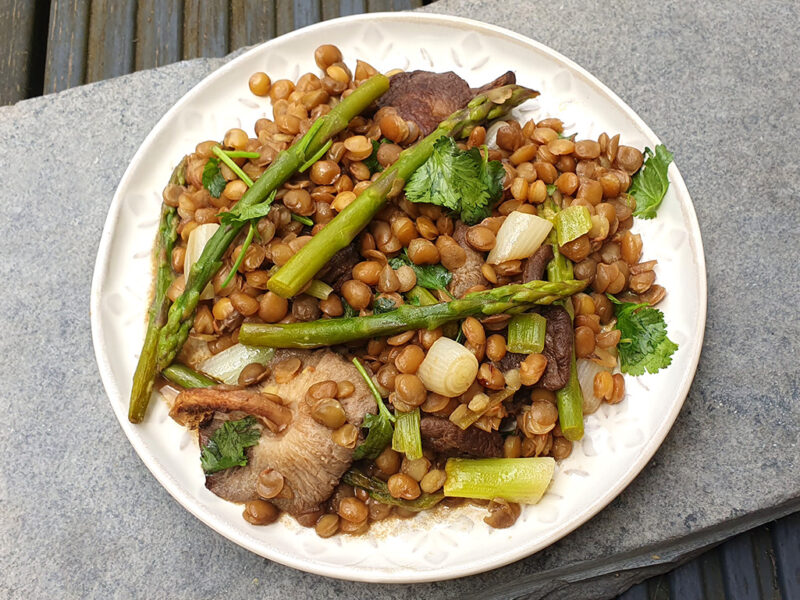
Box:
[91,12,706,583]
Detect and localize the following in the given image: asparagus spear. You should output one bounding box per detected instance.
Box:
[128,163,183,423]
[153,74,390,373]
[239,279,587,348]
[162,363,218,389]
[266,84,539,299]
[343,469,444,511]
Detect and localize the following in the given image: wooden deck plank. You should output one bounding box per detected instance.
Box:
[275,0,294,36]
[667,559,704,600]
[183,0,229,59]
[750,525,781,598]
[367,0,393,11]
[699,548,728,600]
[720,532,762,600]
[392,0,422,9]
[136,0,183,70]
[618,581,649,600]
[85,0,137,83]
[772,513,800,599]
[43,0,91,94]
[293,0,321,29]
[0,0,37,105]
[231,0,276,49]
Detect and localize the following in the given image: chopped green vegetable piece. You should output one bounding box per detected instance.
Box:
[343,469,444,510]
[630,144,674,219]
[556,353,584,441]
[212,146,254,187]
[546,184,557,197]
[352,357,395,460]
[507,313,547,354]
[222,150,260,159]
[404,137,504,225]
[363,139,388,174]
[341,297,357,318]
[200,416,261,474]
[219,189,277,227]
[444,457,555,504]
[221,222,255,288]
[305,279,333,300]
[291,214,314,226]
[554,205,592,246]
[392,408,423,460]
[202,158,227,198]
[373,295,397,314]
[298,139,333,173]
[405,285,439,307]
[162,363,218,388]
[389,250,452,291]
[610,295,678,375]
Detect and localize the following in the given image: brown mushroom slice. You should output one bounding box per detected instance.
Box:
[170,387,292,433]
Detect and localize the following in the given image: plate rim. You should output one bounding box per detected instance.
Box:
[90,10,708,583]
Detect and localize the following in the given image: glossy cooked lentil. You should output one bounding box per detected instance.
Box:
[161,44,666,537]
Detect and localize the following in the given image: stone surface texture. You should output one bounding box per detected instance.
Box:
[1,1,798,598]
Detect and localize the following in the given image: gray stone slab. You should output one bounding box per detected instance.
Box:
[1,0,798,598]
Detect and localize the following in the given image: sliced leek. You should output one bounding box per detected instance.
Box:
[487,211,552,264]
[506,313,547,354]
[184,223,220,300]
[554,205,592,246]
[197,343,275,385]
[416,336,478,397]
[392,408,422,460]
[444,457,555,504]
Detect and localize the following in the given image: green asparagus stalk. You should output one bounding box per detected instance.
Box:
[343,469,444,511]
[162,363,218,389]
[239,279,587,348]
[266,84,539,299]
[153,74,390,373]
[543,197,584,441]
[128,162,183,423]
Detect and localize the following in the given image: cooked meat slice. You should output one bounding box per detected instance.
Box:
[420,416,502,458]
[376,70,522,136]
[540,305,573,391]
[448,221,488,298]
[199,350,376,515]
[495,351,525,372]
[319,243,360,293]
[171,387,292,431]
[522,244,554,283]
[492,304,573,391]
[472,71,516,95]
[376,71,472,135]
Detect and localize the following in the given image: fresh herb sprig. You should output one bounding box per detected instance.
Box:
[352,358,395,460]
[200,416,261,474]
[630,144,674,219]
[610,295,678,375]
[404,137,504,225]
[389,250,452,291]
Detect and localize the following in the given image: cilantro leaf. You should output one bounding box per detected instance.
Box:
[610,295,678,375]
[200,416,261,474]
[202,158,227,198]
[404,137,504,225]
[373,296,397,314]
[341,297,357,318]
[363,139,388,174]
[219,189,277,227]
[352,411,395,460]
[630,145,674,219]
[389,250,452,291]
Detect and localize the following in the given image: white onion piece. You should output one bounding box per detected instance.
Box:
[487,211,553,265]
[417,337,478,397]
[184,223,220,300]
[198,343,275,385]
[484,120,509,150]
[576,358,611,415]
